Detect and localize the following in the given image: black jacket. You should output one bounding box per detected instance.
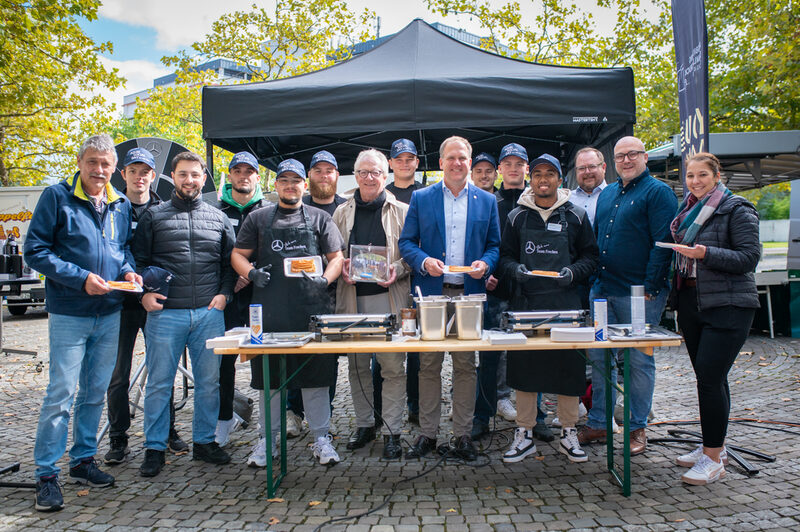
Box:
[216,197,269,237]
[499,199,599,307]
[489,183,526,301]
[132,192,236,309]
[672,194,760,311]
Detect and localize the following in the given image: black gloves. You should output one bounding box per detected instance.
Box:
[248,265,272,288]
[514,264,531,282]
[557,267,573,287]
[301,270,328,289]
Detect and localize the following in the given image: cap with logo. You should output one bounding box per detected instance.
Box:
[390,138,417,159]
[276,158,306,180]
[472,152,497,169]
[310,150,338,170]
[498,143,529,163]
[228,151,259,172]
[122,148,156,170]
[529,153,562,178]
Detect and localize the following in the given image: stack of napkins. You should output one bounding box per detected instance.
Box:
[550,327,595,342]
[482,331,528,345]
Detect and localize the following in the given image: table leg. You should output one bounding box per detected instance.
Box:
[263,355,274,498]
[623,347,631,497]
[279,355,287,475]
[605,348,614,472]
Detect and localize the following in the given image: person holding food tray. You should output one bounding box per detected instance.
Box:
[232,159,345,467]
[332,149,410,460]
[497,153,599,464]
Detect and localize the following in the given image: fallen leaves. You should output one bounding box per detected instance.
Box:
[504,489,513,493]
[740,351,753,356]
[759,356,766,361]
[534,455,545,461]
[267,497,285,503]
[446,508,457,513]
[268,517,280,525]
[782,397,791,402]
[308,501,322,507]
[76,489,89,497]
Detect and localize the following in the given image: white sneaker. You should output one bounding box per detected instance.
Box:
[214,415,243,447]
[676,444,728,467]
[578,402,588,418]
[312,434,339,465]
[559,427,588,463]
[502,427,537,463]
[286,411,303,438]
[496,398,517,421]
[246,436,278,468]
[681,454,726,485]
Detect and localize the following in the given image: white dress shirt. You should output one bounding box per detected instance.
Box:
[442,182,469,285]
[569,181,607,226]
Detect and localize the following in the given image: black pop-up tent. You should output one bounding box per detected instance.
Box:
[202,19,636,174]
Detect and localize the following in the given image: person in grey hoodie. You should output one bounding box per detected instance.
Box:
[496,154,598,465]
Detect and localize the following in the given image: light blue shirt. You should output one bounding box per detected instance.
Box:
[569,181,607,226]
[443,182,469,284]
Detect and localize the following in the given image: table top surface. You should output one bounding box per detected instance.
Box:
[215,334,683,359]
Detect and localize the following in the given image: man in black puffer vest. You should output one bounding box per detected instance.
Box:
[132,151,236,478]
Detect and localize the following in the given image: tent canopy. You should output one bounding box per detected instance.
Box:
[202,19,636,173]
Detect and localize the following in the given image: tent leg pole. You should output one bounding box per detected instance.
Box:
[206,139,214,178]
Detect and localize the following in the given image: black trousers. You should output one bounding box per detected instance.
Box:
[677,287,755,448]
[107,306,176,439]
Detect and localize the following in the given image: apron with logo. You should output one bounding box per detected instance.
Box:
[507,207,585,395]
[249,205,336,390]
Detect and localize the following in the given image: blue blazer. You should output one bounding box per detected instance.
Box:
[399,181,501,296]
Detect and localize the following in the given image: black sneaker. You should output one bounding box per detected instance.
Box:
[193,441,231,464]
[34,475,63,512]
[139,449,165,477]
[168,430,188,453]
[103,435,129,464]
[68,457,114,487]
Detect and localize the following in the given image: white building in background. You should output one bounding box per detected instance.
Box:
[122,22,508,118]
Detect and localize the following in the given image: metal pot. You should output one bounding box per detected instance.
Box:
[414,296,450,340]
[452,294,486,340]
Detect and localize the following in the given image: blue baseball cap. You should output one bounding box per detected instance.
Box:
[141,266,173,296]
[122,148,156,170]
[472,152,497,169]
[498,143,529,163]
[310,150,338,170]
[529,153,563,178]
[390,139,417,158]
[276,158,306,180]
[228,151,259,172]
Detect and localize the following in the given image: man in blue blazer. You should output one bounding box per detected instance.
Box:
[399,136,501,461]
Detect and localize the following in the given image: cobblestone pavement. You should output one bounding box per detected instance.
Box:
[1,308,799,531]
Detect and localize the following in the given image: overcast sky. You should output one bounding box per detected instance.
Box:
[81,0,632,113]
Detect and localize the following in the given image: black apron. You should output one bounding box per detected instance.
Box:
[507,207,585,396]
[249,206,336,390]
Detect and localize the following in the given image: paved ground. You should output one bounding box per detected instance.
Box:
[1,307,799,531]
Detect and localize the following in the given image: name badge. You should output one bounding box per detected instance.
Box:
[230,218,239,226]
[547,223,562,232]
[131,221,138,230]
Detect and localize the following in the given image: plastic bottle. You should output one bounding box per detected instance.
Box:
[5,234,17,255]
[631,285,646,335]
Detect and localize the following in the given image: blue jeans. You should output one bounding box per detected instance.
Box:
[143,307,224,450]
[34,312,121,479]
[586,287,668,431]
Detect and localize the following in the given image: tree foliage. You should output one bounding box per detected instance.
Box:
[740,182,791,220]
[425,0,799,148]
[119,0,375,183]
[0,0,122,186]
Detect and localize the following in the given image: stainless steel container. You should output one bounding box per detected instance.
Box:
[414,296,450,340]
[452,294,486,340]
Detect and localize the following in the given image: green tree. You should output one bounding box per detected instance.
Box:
[740,181,791,220]
[118,0,375,184]
[425,0,799,148]
[0,0,122,186]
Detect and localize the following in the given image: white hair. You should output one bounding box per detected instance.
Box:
[354,149,389,177]
[78,134,117,162]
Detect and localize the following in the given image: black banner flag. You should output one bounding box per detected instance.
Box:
[672,0,709,168]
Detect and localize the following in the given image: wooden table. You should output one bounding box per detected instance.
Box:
[216,334,682,497]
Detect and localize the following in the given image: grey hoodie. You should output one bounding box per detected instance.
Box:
[517,187,572,222]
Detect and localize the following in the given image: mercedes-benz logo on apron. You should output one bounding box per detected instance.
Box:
[525,241,536,254]
[271,239,284,252]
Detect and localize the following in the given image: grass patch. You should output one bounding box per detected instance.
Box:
[762,242,788,248]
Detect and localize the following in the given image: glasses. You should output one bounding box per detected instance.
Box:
[614,150,645,163]
[576,163,603,173]
[355,169,383,179]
